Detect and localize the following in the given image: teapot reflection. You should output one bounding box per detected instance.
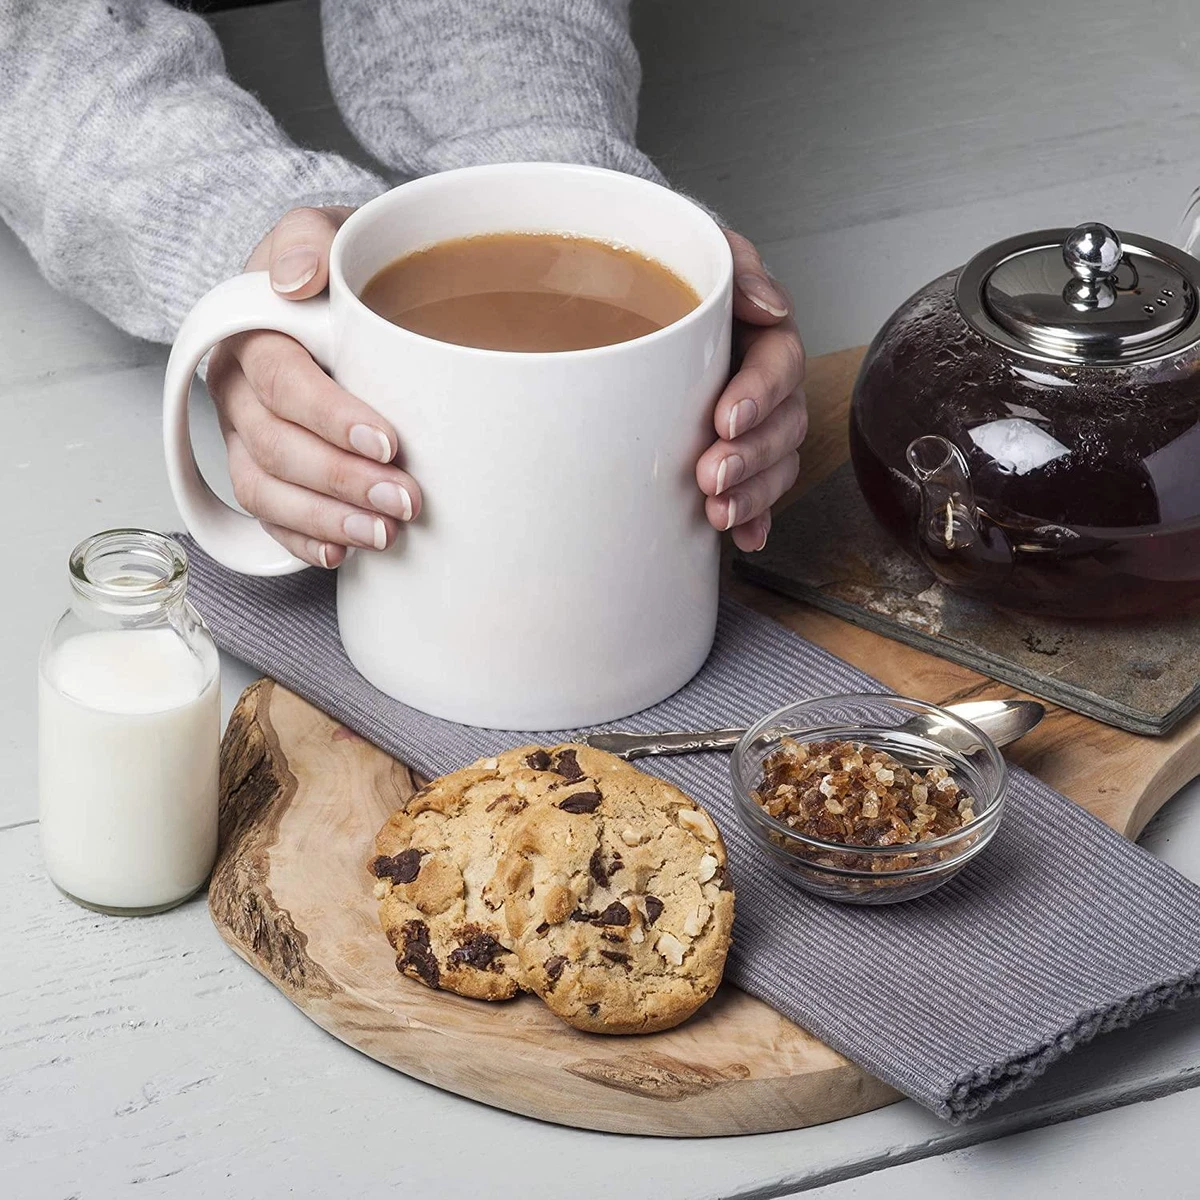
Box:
[850,223,1200,619]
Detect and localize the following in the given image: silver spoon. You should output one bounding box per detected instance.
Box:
[579,699,1045,761]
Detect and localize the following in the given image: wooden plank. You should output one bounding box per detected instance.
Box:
[802,1084,1200,1199]
[633,0,1200,246]
[7,811,1200,1197]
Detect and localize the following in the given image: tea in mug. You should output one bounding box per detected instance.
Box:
[359,232,701,352]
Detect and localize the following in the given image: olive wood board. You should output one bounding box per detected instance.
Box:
[208,346,1200,1137]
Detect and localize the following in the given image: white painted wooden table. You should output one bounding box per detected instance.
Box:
[5,2,1200,1195]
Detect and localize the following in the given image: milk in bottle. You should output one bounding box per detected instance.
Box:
[38,530,220,914]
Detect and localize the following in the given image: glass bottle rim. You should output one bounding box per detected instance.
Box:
[69,529,189,610]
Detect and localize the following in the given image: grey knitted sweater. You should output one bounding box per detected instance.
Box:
[0,0,667,344]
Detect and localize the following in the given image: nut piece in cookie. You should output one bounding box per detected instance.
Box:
[494,744,735,1034]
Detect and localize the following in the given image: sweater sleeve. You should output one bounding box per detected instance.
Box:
[0,0,387,343]
[320,0,669,186]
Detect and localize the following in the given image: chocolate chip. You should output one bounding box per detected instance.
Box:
[643,895,664,924]
[570,908,598,922]
[715,865,733,892]
[485,793,513,812]
[595,901,630,926]
[589,849,624,886]
[552,749,584,781]
[398,920,439,989]
[558,791,601,814]
[545,955,567,983]
[587,1003,600,1016]
[589,848,608,886]
[448,929,510,972]
[600,949,630,966]
[535,922,549,934]
[371,849,424,885]
[526,749,552,770]
[601,931,623,943]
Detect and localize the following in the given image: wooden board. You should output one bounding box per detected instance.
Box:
[208,346,1200,1137]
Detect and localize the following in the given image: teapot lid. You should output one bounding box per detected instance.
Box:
[955,223,1200,364]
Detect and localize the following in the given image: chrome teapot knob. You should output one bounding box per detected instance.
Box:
[1062,222,1122,281]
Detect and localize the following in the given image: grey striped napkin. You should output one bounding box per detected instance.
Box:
[182,537,1200,1122]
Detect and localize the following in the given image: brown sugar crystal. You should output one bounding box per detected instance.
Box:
[752,738,977,850]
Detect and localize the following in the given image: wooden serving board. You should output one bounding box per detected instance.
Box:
[209,347,1200,1137]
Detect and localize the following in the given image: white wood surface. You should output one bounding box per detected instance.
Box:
[8,814,1200,1199]
[790,1085,1200,1199]
[634,0,1200,357]
[5,1,1200,1196]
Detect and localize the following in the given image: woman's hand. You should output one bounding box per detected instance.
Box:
[206,206,422,569]
[207,211,801,566]
[696,231,807,552]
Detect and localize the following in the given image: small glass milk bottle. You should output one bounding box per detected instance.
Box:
[38,530,220,915]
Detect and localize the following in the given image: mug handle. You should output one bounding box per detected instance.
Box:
[163,271,334,576]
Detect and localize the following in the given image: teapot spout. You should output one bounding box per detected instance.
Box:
[904,435,1013,596]
[906,435,980,551]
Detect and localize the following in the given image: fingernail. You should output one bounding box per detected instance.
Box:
[723,496,741,532]
[715,454,744,496]
[754,523,770,552]
[736,273,788,318]
[344,513,387,550]
[271,246,319,294]
[367,481,413,521]
[728,399,757,440]
[317,543,330,569]
[349,424,393,463]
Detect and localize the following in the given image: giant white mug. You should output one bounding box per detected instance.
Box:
[163,163,733,728]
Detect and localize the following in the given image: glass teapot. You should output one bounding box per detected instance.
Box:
[850,222,1200,618]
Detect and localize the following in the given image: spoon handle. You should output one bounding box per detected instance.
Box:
[579,701,1044,761]
[581,728,748,760]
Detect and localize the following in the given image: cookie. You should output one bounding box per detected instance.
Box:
[369,763,544,1001]
[493,744,734,1034]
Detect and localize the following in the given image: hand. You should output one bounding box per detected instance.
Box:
[206,206,422,569]
[695,231,807,552]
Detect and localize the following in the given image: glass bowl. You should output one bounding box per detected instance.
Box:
[730,695,1008,905]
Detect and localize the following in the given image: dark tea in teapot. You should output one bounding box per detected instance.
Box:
[851,225,1200,619]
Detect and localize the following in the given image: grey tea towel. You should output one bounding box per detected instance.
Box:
[182,538,1200,1122]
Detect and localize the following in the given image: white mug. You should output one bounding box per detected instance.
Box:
[163,162,733,729]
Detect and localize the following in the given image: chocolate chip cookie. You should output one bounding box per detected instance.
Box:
[494,744,734,1034]
[369,762,542,1001]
